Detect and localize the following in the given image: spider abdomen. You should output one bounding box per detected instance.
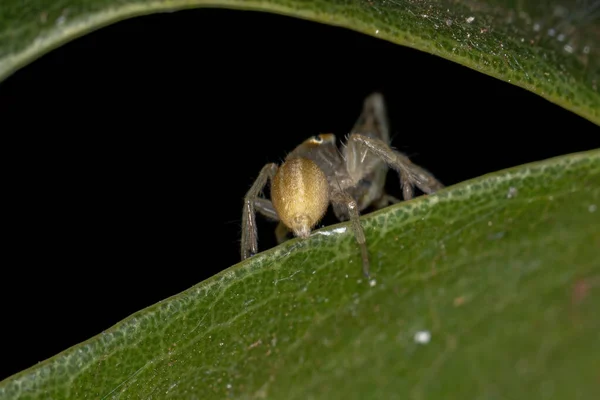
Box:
[271,157,329,239]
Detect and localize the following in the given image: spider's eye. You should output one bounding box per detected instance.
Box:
[305,134,326,147]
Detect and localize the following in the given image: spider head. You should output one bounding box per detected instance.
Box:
[271,157,330,239]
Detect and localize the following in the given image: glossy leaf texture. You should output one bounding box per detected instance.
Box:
[1,149,599,399]
[0,0,599,124]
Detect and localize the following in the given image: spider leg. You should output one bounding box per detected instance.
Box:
[254,198,289,244]
[385,194,402,204]
[331,190,371,278]
[372,193,402,210]
[254,198,279,221]
[241,163,278,260]
[275,222,290,244]
[348,133,444,201]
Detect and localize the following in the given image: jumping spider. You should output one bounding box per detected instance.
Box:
[241,92,444,277]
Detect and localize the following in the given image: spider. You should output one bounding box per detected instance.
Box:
[241,92,444,277]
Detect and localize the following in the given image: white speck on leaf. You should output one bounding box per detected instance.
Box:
[589,204,597,213]
[314,226,346,237]
[466,16,475,23]
[507,186,518,198]
[369,279,377,287]
[414,330,431,344]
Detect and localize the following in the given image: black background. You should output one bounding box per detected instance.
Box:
[0,8,598,381]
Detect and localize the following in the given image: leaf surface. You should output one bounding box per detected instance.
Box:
[0,0,599,123]
[1,149,599,399]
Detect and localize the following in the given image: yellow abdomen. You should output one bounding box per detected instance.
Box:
[271,158,330,238]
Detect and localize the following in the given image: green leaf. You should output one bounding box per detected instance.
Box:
[0,0,599,124]
[1,150,598,399]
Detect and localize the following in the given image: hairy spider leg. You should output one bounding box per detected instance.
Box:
[241,163,278,260]
[347,133,444,200]
[331,190,371,278]
[253,198,289,244]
